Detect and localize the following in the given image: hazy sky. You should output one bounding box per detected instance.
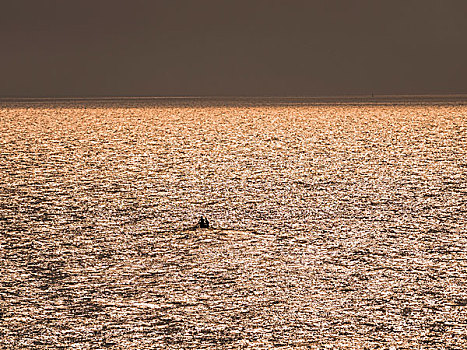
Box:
[2,0,467,97]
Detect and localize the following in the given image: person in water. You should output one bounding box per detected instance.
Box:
[199,216,209,228]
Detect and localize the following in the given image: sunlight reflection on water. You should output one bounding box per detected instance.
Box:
[1,99,466,348]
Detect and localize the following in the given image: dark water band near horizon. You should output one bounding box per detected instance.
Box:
[1,98,466,349]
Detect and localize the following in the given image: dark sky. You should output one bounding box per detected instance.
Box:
[2,0,467,97]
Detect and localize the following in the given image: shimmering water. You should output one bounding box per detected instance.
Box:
[1,98,466,349]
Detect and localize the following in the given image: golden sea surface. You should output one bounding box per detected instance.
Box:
[1,98,466,349]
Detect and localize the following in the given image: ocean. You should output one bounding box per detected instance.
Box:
[1,97,466,349]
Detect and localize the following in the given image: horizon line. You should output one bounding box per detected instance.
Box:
[2,93,467,101]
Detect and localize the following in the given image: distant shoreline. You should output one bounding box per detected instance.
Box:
[2,94,467,107]
[2,93,467,100]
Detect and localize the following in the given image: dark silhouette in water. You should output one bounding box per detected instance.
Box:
[199,216,209,228]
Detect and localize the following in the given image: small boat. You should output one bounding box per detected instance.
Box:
[198,216,209,228]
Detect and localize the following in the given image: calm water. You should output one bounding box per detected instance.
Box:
[1,98,466,349]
